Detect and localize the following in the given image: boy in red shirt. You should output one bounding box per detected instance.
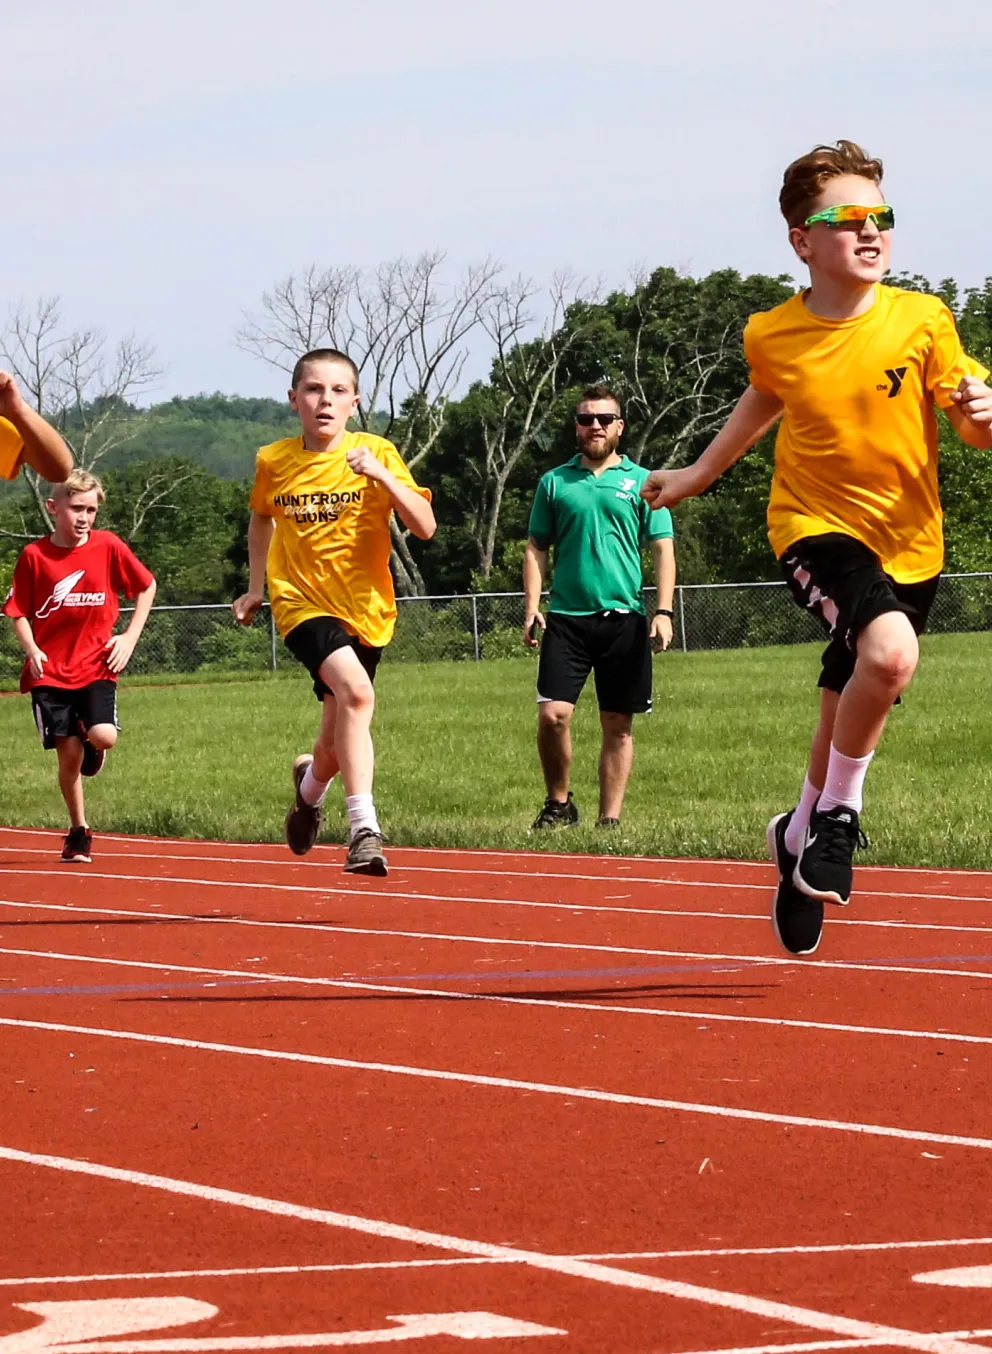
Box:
[2,470,157,862]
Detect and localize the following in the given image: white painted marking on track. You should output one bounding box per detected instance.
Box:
[2,924,991,1048]
[0,1146,988,1354]
[4,893,992,987]
[913,1264,992,1287]
[2,825,991,880]
[0,1298,218,1352]
[6,851,992,927]
[1,1013,990,1152]
[0,1299,561,1349]
[6,1235,992,1288]
[3,851,992,911]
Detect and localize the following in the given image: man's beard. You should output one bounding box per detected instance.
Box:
[582,436,618,460]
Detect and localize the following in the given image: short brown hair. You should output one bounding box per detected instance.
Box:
[291,348,360,394]
[50,469,105,503]
[779,140,884,229]
[576,383,622,416]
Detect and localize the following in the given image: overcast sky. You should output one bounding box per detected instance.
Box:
[7,0,991,402]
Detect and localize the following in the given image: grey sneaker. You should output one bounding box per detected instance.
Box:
[345,828,388,876]
[284,754,322,856]
[80,741,106,777]
[595,816,621,829]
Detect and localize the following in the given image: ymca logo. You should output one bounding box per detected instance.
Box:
[35,569,106,619]
[877,366,907,398]
[620,477,637,493]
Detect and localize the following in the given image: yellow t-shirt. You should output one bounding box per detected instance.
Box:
[249,431,431,647]
[744,285,989,583]
[0,418,23,479]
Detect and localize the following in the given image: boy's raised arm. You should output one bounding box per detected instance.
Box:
[641,386,783,509]
[947,375,992,449]
[232,511,275,625]
[0,372,73,482]
[345,444,436,540]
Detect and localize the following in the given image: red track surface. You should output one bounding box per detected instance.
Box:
[2,826,992,1353]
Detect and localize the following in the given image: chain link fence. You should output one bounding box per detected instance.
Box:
[2,574,990,683]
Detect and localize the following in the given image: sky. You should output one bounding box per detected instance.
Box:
[6,0,992,403]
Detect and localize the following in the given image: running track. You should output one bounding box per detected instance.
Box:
[1,826,992,1353]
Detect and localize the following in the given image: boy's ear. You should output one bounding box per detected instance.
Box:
[45,497,56,515]
[288,387,299,410]
[789,226,812,262]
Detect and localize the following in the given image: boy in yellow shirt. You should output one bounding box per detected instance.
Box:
[233,349,435,876]
[642,140,992,956]
[0,371,73,482]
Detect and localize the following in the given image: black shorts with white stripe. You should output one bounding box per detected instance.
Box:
[780,533,939,694]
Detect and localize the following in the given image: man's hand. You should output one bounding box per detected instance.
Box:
[951,375,992,428]
[346,444,390,482]
[27,647,47,680]
[232,591,264,626]
[104,633,137,675]
[640,466,706,510]
[523,610,545,648]
[0,371,27,423]
[650,614,673,653]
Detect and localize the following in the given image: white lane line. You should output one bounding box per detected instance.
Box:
[3,918,992,1048]
[647,1334,992,1354]
[4,923,992,1046]
[2,826,990,881]
[6,1237,992,1288]
[1,1145,988,1354]
[0,1260,501,1288]
[4,856,992,912]
[2,894,992,986]
[2,1013,991,1152]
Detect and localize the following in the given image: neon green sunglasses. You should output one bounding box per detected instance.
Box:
[803,203,895,231]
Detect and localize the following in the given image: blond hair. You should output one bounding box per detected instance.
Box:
[779,140,884,229]
[50,469,106,503]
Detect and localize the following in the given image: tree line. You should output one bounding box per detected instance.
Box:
[2,261,991,605]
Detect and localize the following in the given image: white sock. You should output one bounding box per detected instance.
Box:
[817,747,875,814]
[784,775,822,857]
[300,766,332,807]
[345,793,380,839]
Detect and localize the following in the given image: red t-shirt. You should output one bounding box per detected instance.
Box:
[2,530,154,692]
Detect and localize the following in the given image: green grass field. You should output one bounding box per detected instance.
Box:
[2,633,991,867]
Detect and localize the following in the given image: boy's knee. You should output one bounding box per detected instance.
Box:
[859,636,919,691]
[600,711,633,743]
[538,702,572,734]
[87,724,117,750]
[336,677,375,716]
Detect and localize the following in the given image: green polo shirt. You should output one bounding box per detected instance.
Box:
[528,454,674,615]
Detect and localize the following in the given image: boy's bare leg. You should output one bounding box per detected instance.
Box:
[86,723,118,752]
[318,649,375,798]
[537,701,574,801]
[311,695,341,784]
[56,738,87,828]
[831,610,919,757]
[598,711,633,821]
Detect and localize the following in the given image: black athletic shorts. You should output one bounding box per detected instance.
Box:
[780,533,940,693]
[31,681,119,751]
[536,611,652,715]
[283,615,383,702]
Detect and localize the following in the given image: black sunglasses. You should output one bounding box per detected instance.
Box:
[576,412,622,427]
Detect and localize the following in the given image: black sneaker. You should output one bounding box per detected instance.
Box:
[284,754,322,856]
[80,741,106,777]
[531,793,579,830]
[793,803,867,906]
[61,826,93,864]
[767,811,823,956]
[345,828,388,876]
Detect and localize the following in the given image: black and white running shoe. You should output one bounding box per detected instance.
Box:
[767,810,823,956]
[793,803,867,906]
